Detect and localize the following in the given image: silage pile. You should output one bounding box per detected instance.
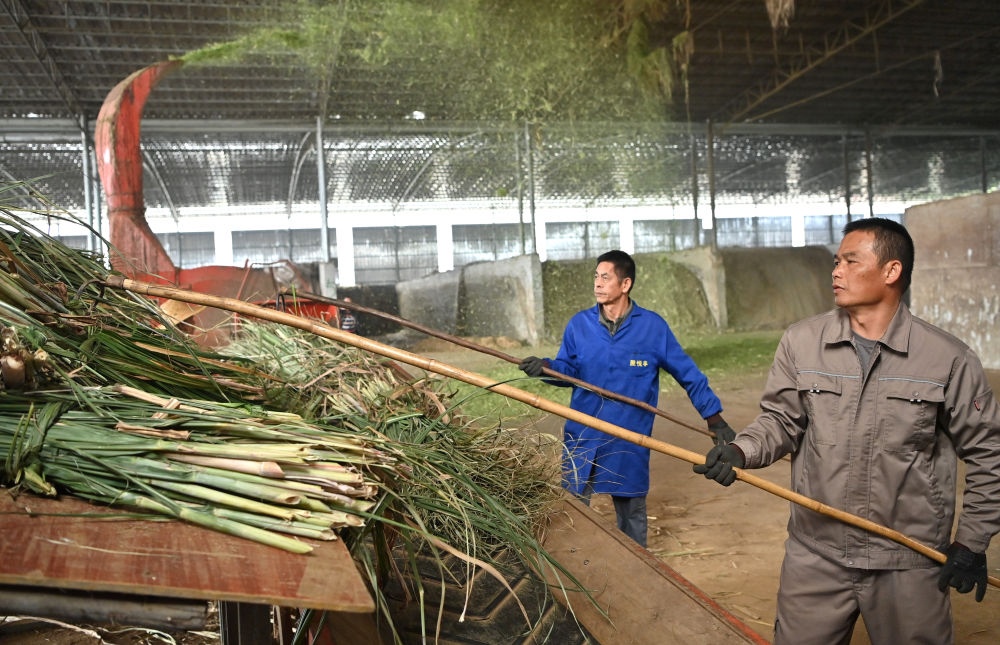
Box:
[0,203,571,640]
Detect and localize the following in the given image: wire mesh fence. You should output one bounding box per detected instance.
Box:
[3,121,999,285]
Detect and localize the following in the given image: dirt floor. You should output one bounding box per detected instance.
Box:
[4,351,1000,644]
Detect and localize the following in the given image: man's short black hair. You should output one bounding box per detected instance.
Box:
[596,250,636,287]
[843,217,914,293]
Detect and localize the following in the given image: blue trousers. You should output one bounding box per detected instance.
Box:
[578,482,647,547]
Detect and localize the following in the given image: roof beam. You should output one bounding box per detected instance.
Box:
[4,117,999,142]
[2,0,84,119]
[876,25,1000,127]
[718,0,926,126]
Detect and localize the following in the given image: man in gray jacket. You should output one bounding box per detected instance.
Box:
[695,217,1000,644]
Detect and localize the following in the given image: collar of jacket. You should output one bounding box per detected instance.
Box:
[596,299,635,332]
[823,303,912,354]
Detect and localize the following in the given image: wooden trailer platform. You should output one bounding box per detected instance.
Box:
[0,491,377,642]
[0,491,768,644]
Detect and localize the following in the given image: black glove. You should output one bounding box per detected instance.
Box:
[938,542,988,602]
[518,356,547,377]
[708,419,737,446]
[693,443,745,487]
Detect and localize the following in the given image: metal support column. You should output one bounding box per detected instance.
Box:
[843,134,852,224]
[516,128,525,255]
[317,116,331,262]
[707,120,718,249]
[79,114,97,252]
[981,136,988,194]
[865,130,874,217]
[690,133,700,247]
[526,121,540,259]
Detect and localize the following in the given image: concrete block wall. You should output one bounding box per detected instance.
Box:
[396,254,544,345]
[395,269,462,337]
[718,245,835,331]
[907,192,1000,369]
[669,247,727,329]
[396,247,838,346]
[459,254,544,344]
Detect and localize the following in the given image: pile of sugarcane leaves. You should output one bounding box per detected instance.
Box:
[0,206,586,643]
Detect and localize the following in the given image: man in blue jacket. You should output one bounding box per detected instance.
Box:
[520,250,734,547]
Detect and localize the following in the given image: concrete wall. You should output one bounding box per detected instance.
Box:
[397,247,837,345]
[719,246,835,331]
[397,254,544,345]
[639,245,835,333]
[396,269,462,337]
[459,254,544,344]
[671,246,728,328]
[542,253,717,340]
[907,192,1000,369]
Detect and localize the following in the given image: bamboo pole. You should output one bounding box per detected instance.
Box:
[288,289,714,439]
[104,276,1000,589]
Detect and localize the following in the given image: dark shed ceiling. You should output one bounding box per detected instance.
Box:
[1,0,999,129]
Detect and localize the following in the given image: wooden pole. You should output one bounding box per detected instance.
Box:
[104,276,999,589]
[287,289,713,439]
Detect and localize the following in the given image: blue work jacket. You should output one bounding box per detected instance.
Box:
[547,301,722,497]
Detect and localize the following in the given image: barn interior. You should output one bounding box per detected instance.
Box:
[2,2,1000,643]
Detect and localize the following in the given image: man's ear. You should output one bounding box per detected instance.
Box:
[622,277,633,294]
[885,260,903,286]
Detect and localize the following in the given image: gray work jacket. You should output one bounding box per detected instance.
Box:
[734,304,1000,569]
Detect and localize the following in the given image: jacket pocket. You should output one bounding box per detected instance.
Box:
[880,378,944,452]
[626,353,655,378]
[797,371,844,446]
